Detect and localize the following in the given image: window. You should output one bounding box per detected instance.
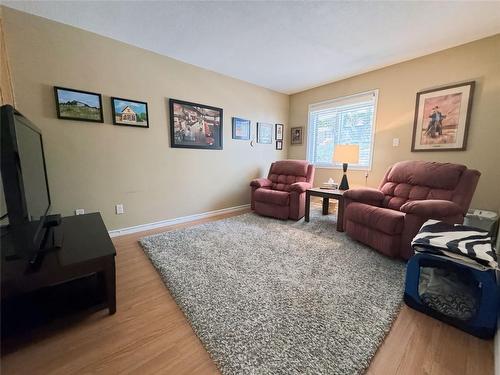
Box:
[307,90,378,170]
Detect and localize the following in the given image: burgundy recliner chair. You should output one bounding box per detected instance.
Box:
[250,160,315,220]
[343,160,480,259]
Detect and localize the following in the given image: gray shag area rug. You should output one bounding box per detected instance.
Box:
[139,211,406,375]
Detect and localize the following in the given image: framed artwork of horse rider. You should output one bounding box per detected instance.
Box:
[411,81,475,152]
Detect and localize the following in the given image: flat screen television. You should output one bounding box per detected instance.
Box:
[1,104,53,255]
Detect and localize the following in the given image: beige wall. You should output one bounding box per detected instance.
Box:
[2,7,289,230]
[3,6,499,231]
[0,8,15,106]
[288,34,500,212]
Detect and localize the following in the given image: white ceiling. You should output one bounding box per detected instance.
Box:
[4,1,500,94]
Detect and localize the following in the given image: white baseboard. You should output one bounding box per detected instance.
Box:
[108,204,250,238]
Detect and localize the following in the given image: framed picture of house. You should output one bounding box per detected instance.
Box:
[257,122,273,144]
[169,99,223,150]
[291,127,303,145]
[111,97,149,128]
[232,117,251,140]
[54,86,103,123]
[411,81,475,152]
[276,140,283,150]
[275,123,284,141]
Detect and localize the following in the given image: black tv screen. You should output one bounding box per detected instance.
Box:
[14,116,50,220]
[1,104,51,229]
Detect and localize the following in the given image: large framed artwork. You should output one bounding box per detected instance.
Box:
[54,86,103,123]
[232,117,251,140]
[111,97,149,128]
[411,81,475,152]
[257,122,273,144]
[169,99,223,150]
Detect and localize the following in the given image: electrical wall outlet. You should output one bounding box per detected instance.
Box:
[115,204,124,215]
[75,208,85,215]
[392,138,400,147]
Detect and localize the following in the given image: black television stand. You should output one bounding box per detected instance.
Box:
[1,212,117,338]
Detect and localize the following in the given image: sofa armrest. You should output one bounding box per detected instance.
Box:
[343,188,384,203]
[250,178,272,188]
[400,200,463,218]
[289,182,312,194]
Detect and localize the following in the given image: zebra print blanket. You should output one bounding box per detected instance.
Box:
[412,219,498,270]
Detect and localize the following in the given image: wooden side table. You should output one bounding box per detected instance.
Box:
[305,188,346,231]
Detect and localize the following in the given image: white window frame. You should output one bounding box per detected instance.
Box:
[306,89,378,171]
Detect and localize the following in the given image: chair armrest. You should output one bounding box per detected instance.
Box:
[343,188,384,203]
[400,200,463,218]
[250,178,272,188]
[290,182,312,193]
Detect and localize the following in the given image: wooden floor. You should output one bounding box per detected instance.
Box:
[1,209,494,375]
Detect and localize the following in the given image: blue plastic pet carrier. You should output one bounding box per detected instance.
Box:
[404,220,499,339]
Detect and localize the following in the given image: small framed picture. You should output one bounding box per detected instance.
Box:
[291,127,303,145]
[111,97,149,128]
[54,86,103,123]
[232,117,251,140]
[411,81,475,151]
[276,140,283,150]
[257,122,273,144]
[275,123,284,140]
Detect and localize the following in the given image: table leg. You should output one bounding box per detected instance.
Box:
[305,191,311,222]
[322,198,329,215]
[337,198,344,232]
[104,258,116,315]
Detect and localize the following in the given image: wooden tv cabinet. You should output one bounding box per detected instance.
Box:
[1,212,116,327]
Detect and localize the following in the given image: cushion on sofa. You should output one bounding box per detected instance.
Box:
[345,202,405,235]
[379,161,465,210]
[268,174,307,192]
[270,160,309,177]
[386,160,466,190]
[268,160,309,192]
[254,189,290,206]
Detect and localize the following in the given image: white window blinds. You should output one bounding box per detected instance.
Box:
[307,90,378,169]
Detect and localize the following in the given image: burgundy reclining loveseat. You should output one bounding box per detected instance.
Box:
[343,160,480,259]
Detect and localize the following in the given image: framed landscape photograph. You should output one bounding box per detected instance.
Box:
[54,86,103,122]
[232,117,251,140]
[257,122,273,144]
[111,97,149,128]
[411,81,475,152]
[291,127,303,145]
[275,123,284,140]
[276,140,283,150]
[170,99,223,150]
